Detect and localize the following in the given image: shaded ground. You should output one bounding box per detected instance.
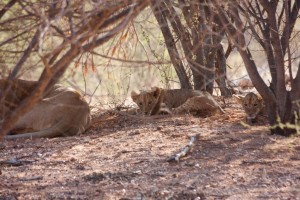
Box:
[0,99,300,199]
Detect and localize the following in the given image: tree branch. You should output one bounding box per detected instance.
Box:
[151,0,192,89]
[0,0,17,19]
[8,29,40,80]
[212,1,273,102]
[281,0,300,55]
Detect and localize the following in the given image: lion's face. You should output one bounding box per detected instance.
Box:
[131,87,161,115]
[235,92,264,122]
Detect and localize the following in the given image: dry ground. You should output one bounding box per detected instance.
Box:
[0,99,300,200]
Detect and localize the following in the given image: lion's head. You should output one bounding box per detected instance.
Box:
[131,87,163,115]
[234,92,264,123]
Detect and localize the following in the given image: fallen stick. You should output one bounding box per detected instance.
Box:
[19,176,43,181]
[0,157,35,166]
[167,134,199,162]
[241,160,280,165]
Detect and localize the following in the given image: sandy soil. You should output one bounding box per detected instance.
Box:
[0,99,300,200]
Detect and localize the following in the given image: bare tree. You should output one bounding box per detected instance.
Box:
[0,0,149,139]
[150,0,232,96]
[212,0,300,136]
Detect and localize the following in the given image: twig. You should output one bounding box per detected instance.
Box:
[242,160,280,165]
[0,0,17,19]
[19,176,43,181]
[0,157,35,166]
[167,134,199,162]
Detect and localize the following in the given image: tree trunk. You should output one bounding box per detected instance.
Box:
[151,2,192,89]
[215,45,232,97]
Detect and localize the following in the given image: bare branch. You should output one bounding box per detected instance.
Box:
[281,0,300,55]
[9,29,40,80]
[0,0,17,19]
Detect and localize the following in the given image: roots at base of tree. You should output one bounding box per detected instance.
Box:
[270,124,299,137]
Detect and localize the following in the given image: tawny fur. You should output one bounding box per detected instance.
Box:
[131,87,224,116]
[234,92,264,123]
[238,79,253,90]
[0,79,91,139]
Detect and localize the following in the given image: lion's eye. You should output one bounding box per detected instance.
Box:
[148,101,152,105]
[253,103,258,107]
[244,103,248,107]
[139,102,143,106]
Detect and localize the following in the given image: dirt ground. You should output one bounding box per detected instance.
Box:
[0,98,300,200]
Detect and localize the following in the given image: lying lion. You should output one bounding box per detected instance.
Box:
[0,79,91,139]
[234,92,265,123]
[131,87,224,116]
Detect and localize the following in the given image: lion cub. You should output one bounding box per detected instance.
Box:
[131,87,224,116]
[234,92,265,123]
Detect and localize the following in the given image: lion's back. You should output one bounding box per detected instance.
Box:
[163,89,204,108]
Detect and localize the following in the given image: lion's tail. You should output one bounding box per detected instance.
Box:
[4,121,86,140]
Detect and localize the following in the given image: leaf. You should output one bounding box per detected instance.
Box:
[74,59,80,69]
[121,29,129,41]
[83,61,88,77]
[111,45,117,56]
[91,54,96,72]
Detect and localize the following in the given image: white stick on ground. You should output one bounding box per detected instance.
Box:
[167,134,199,162]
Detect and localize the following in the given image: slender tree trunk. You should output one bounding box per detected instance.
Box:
[215,45,231,97]
[151,2,192,89]
[191,3,206,91]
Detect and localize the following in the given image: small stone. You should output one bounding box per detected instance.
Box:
[129,130,140,136]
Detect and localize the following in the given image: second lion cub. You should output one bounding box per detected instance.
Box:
[131,87,224,116]
[234,92,265,123]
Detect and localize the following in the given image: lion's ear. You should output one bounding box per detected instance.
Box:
[233,94,244,105]
[258,97,264,106]
[152,87,161,98]
[150,87,158,92]
[131,91,139,101]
